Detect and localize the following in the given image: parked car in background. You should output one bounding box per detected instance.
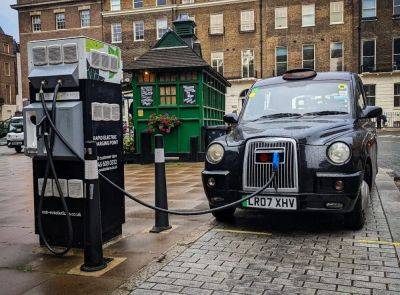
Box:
[6,116,24,153]
[202,69,382,229]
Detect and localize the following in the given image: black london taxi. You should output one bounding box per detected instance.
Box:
[202,69,382,229]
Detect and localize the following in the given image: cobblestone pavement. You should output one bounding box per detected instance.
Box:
[124,184,400,295]
[378,131,400,176]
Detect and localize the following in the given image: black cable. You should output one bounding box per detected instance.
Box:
[37,81,277,215]
[37,83,73,256]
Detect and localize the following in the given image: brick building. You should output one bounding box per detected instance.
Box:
[11,0,104,101]
[359,0,400,121]
[0,26,18,121]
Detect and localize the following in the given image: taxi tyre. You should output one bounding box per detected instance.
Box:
[15,146,22,153]
[211,206,236,222]
[344,180,369,230]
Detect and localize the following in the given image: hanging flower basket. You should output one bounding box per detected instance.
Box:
[147,113,181,134]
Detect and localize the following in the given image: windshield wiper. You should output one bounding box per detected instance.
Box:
[302,111,348,117]
[249,113,302,121]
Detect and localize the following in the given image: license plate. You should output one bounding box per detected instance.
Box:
[10,142,22,146]
[242,196,297,210]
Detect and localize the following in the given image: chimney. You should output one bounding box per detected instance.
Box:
[173,15,198,50]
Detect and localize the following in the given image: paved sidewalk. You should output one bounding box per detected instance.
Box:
[120,172,400,295]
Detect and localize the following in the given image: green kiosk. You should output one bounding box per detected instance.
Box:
[125,17,230,162]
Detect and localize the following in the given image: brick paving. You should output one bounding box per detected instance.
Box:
[124,186,400,295]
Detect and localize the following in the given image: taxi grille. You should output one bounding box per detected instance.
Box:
[243,138,298,192]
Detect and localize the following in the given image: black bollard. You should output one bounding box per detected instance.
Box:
[190,136,198,162]
[150,134,172,233]
[81,141,107,272]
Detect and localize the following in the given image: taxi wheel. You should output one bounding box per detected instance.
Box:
[344,193,365,230]
[211,207,236,222]
[15,147,22,153]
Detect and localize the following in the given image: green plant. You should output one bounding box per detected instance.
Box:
[147,113,181,134]
[123,134,135,154]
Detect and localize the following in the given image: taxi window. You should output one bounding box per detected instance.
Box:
[242,81,351,121]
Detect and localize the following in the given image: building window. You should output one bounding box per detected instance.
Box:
[134,0,143,8]
[111,0,121,11]
[241,49,254,78]
[31,15,41,32]
[182,0,194,3]
[55,13,65,30]
[394,38,400,70]
[395,84,400,107]
[362,39,375,72]
[80,10,90,28]
[211,52,224,75]
[210,14,223,35]
[111,23,122,43]
[302,4,315,27]
[275,7,287,29]
[302,44,315,70]
[4,62,11,76]
[134,21,144,41]
[395,0,400,16]
[5,84,11,104]
[330,1,344,24]
[159,85,177,105]
[362,0,376,18]
[240,10,254,32]
[156,18,168,39]
[3,43,9,54]
[276,46,288,76]
[330,42,344,71]
[364,84,376,106]
[157,0,166,6]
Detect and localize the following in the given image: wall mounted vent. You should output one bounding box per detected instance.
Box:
[90,50,101,69]
[110,56,118,72]
[48,45,62,64]
[32,46,47,66]
[63,43,78,63]
[101,53,110,71]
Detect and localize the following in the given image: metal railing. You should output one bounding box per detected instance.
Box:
[381,111,400,128]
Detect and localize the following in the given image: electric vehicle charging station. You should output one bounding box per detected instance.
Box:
[24,37,125,251]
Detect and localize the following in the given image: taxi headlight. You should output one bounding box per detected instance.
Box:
[206,143,224,164]
[327,142,351,164]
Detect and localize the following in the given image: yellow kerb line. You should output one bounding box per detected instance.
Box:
[357,240,400,247]
[213,228,272,236]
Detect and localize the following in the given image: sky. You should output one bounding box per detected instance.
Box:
[0,0,19,42]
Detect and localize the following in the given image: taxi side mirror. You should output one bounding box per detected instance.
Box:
[223,113,238,124]
[361,106,382,119]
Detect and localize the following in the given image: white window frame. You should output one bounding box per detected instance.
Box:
[361,39,376,72]
[111,0,121,11]
[32,15,41,32]
[302,4,315,27]
[55,13,65,30]
[330,1,344,24]
[210,13,223,35]
[275,7,287,29]
[302,44,315,70]
[134,21,144,41]
[182,0,194,3]
[211,52,224,75]
[395,0,400,16]
[275,46,288,76]
[241,49,255,78]
[80,10,90,28]
[133,0,143,8]
[240,10,254,32]
[156,18,168,39]
[330,42,344,71]
[362,0,377,18]
[111,23,122,43]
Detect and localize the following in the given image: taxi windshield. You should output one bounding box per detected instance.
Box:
[9,118,23,133]
[241,80,351,122]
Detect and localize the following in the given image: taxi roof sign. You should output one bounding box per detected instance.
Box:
[282,68,317,80]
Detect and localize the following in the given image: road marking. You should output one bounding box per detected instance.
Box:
[213,228,272,236]
[356,239,400,247]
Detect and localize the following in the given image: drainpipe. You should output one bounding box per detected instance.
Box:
[358,0,362,74]
[259,0,263,78]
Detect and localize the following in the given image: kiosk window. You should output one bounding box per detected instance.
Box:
[160,86,176,105]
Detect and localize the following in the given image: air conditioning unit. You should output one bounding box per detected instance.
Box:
[48,45,62,65]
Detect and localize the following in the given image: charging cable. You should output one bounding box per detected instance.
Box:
[37,83,277,218]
